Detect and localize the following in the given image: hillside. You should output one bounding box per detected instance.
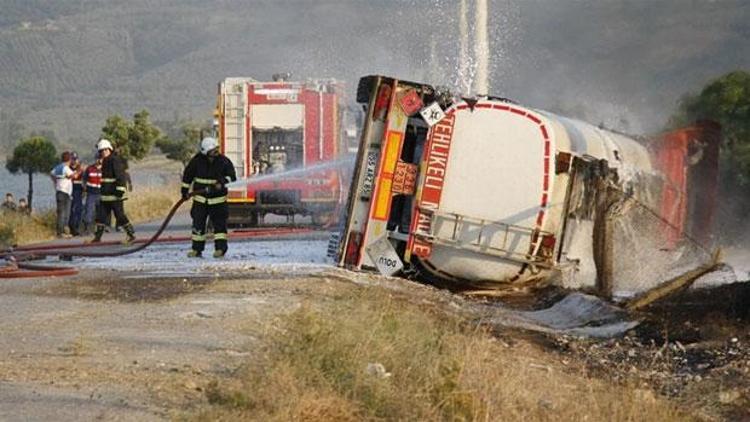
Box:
[0,0,748,152]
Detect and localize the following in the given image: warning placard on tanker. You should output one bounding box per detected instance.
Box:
[392,161,418,195]
[399,89,423,116]
[366,235,404,276]
[420,102,445,127]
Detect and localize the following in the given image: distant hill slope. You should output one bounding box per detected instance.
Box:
[0,0,748,153]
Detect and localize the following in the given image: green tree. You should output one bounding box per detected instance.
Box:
[6,135,57,211]
[155,122,204,166]
[669,71,750,187]
[101,109,161,161]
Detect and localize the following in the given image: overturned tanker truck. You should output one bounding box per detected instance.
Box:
[331,75,721,301]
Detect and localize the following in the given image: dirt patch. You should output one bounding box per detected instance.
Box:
[37,274,217,302]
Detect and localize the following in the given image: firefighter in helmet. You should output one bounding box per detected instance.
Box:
[91,139,136,243]
[182,137,237,258]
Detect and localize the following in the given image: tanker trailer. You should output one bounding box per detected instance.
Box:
[332,75,720,299]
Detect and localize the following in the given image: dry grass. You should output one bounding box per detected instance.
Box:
[0,210,56,247]
[124,184,179,224]
[190,287,691,422]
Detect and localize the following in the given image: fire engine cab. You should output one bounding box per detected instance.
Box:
[214,75,352,226]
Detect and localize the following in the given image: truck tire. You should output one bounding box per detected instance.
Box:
[356,76,378,104]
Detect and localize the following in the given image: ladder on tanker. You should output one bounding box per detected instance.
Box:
[412,208,555,267]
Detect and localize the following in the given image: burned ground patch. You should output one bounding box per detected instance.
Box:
[36,273,217,302]
[547,281,750,420]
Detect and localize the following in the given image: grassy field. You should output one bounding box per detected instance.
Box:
[190,286,690,422]
[0,185,177,247]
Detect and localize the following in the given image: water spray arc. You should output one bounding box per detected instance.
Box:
[225,157,354,188]
[453,0,490,96]
[458,0,472,94]
[473,0,490,95]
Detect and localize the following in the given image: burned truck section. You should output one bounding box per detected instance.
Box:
[332,75,722,303]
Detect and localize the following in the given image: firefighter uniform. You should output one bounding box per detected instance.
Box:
[92,140,135,243]
[182,150,237,257]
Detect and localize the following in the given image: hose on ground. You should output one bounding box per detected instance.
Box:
[0,260,80,278]
[10,192,195,260]
[0,192,197,277]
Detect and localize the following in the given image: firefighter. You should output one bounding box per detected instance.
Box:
[90,139,135,244]
[182,137,237,258]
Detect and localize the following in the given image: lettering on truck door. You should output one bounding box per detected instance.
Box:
[408,112,456,259]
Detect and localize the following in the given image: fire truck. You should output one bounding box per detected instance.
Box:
[214,75,356,226]
[332,75,721,299]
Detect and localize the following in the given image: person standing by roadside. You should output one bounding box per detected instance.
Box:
[17,198,29,214]
[50,151,78,238]
[2,193,17,212]
[82,156,103,235]
[68,152,85,236]
[90,139,135,244]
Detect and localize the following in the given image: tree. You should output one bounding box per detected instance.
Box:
[101,109,162,161]
[669,71,750,187]
[6,135,57,211]
[155,122,204,166]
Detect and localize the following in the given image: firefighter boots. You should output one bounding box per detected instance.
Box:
[89,225,105,243]
[213,249,226,259]
[123,223,136,244]
[187,250,202,258]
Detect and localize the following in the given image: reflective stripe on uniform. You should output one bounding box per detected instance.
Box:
[194,177,217,184]
[214,233,228,240]
[100,195,119,201]
[102,178,116,183]
[225,176,233,182]
[181,182,191,188]
[116,186,127,192]
[192,234,206,241]
[193,195,227,205]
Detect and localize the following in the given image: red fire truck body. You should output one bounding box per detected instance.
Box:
[215,77,347,226]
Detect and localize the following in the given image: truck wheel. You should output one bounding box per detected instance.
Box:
[356,76,377,104]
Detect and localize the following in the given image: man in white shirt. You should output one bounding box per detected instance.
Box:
[50,151,76,238]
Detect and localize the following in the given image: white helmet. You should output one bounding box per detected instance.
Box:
[200,137,219,155]
[97,139,113,151]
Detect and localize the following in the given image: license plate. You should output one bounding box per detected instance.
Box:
[361,150,379,199]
